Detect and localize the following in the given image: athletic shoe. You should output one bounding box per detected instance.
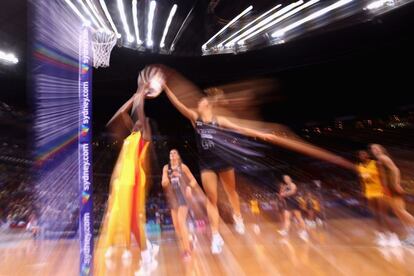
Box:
[211,233,224,254]
[309,221,317,229]
[105,246,114,259]
[316,218,324,227]
[135,259,158,276]
[122,249,132,260]
[182,251,192,262]
[136,249,158,276]
[278,229,288,237]
[233,214,245,235]
[189,234,197,250]
[298,230,309,241]
[387,232,401,247]
[147,240,159,259]
[375,232,387,247]
[253,224,261,235]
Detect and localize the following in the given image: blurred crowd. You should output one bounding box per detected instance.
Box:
[0,102,413,237]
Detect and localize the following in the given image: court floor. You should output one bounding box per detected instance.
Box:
[2,218,414,276]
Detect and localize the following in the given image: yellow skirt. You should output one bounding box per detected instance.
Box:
[94,132,149,275]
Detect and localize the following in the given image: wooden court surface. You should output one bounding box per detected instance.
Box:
[1,218,414,276]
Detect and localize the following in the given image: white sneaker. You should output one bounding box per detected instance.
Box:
[105,246,114,259]
[299,230,309,241]
[316,218,324,226]
[387,233,401,247]
[309,221,317,229]
[147,259,158,272]
[278,229,288,237]
[253,224,261,235]
[147,240,159,259]
[375,232,387,247]
[233,214,245,235]
[122,249,132,260]
[135,259,158,276]
[211,233,224,254]
[189,233,198,250]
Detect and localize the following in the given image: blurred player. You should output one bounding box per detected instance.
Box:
[95,67,165,275]
[370,144,414,246]
[249,194,261,234]
[305,191,324,228]
[278,175,309,241]
[163,86,271,254]
[159,64,354,253]
[356,150,393,246]
[162,149,197,261]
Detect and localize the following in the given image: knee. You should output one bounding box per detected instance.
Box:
[229,188,238,197]
[178,211,187,224]
[223,183,236,195]
[178,207,186,217]
[206,194,217,206]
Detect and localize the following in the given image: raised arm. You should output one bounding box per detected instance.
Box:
[134,91,151,141]
[164,84,198,124]
[106,94,135,131]
[217,116,354,170]
[217,116,267,140]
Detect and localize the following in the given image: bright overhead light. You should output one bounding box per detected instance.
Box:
[76,0,100,28]
[202,5,253,50]
[85,0,108,30]
[0,50,19,64]
[99,0,120,37]
[169,1,197,53]
[238,0,319,45]
[64,0,90,25]
[272,0,353,38]
[117,0,134,43]
[216,4,282,48]
[132,0,143,45]
[160,4,178,48]
[225,1,305,47]
[365,0,393,10]
[147,1,157,47]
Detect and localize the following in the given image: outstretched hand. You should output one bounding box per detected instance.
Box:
[138,66,167,98]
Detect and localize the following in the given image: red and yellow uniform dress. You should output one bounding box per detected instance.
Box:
[250,199,260,215]
[297,196,307,211]
[357,160,384,199]
[95,131,149,273]
[311,198,321,213]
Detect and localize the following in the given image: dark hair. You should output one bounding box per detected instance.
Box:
[169,149,182,165]
[357,150,369,158]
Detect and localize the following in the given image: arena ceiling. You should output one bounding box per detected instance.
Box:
[1,0,414,112]
[0,0,413,73]
[59,0,413,56]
